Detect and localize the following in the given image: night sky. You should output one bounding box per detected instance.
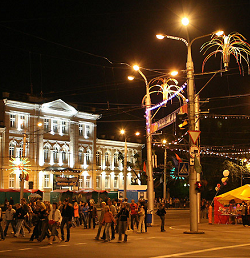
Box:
[1,0,250,148]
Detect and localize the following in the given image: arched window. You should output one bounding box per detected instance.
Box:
[79,148,83,164]
[53,146,60,163]
[9,142,15,158]
[86,149,91,165]
[44,146,50,162]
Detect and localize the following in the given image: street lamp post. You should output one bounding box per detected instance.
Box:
[162,139,167,200]
[156,22,223,233]
[133,65,155,224]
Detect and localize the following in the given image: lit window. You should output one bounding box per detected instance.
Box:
[10,114,16,128]
[85,176,91,188]
[105,152,110,166]
[105,175,110,188]
[62,151,67,163]
[114,176,119,188]
[86,150,91,165]
[79,124,83,136]
[96,176,101,188]
[44,146,50,162]
[85,124,91,138]
[62,121,67,134]
[53,120,58,133]
[9,143,15,157]
[44,175,50,188]
[53,148,59,163]
[79,178,83,188]
[96,152,101,166]
[9,174,15,188]
[79,149,83,164]
[17,147,23,158]
[44,119,50,132]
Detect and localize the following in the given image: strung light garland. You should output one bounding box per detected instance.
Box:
[10,157,31,178]
[203,114,250,119]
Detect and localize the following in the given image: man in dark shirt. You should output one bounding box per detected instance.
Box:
[117,202,130,242]
[61,199,73,242]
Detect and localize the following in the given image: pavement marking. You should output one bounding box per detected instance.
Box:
[0,250,12,253]
[150,243,250,258]
[74,243,87,245]
[60,244,68,246]
[39,246,51,249]
[147,237,156,239]
[18,248,33,251]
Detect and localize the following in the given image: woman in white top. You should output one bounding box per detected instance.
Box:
[48,203,62,244]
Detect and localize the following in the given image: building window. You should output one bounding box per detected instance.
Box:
[62,121,67,134]
[105,152,110,166]
[17,147,23,158]
[62,151,67,163]
[96,176,101,188]
[9,143,15,157]
[79,178,83,188]
[10,114,16,128]
[53,120,58,133]
[85,176,91,188]
[9,174,15,188]
[86,150,91,165]
[105,175,110,188]
[85,124,90,138]
[44,146,50,162]
[114,176,119,189]
[79,149,83,164]
[44,175,50,188]
[53,148,59,163]
[114,152,118,167]
[96,152,101,166]
[44,119,50,132]
[79,124,83,136]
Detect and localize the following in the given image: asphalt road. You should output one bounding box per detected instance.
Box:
[1,209,250,258]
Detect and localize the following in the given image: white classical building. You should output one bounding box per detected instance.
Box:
[0,98,143,196]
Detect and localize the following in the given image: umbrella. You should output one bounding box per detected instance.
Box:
[28,193,42,199]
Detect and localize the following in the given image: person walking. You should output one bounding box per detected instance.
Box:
[117,202,129,243]
[95,202,106,240]
[101,206,116,242]
[137,205,145,233]
[107,199,116,240]
[48,203,62,245]
[0,207,5,240]
[61,199,73,242]
[4,205,16,237]
[156,203,166,232]
[130,199,138,230]
[14,203,26,237]
[73,202,80,227]
[88,201,97,229]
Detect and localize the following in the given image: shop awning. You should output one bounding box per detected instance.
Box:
[43,166,81,173]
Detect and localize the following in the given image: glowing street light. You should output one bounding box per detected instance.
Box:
[182,17,189,26]
[128,76,135,81]
[156,34,165,40]
[170,71,178,77]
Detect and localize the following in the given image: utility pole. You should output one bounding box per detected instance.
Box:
[124,138,127,199]
[20,133,26,202]
[163,147,167,200]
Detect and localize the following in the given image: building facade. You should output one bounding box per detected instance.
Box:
[0,98,143,197]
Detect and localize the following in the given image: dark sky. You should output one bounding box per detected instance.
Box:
[1,0,250,146]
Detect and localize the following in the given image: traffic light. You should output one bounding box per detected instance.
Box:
[195,181,202,192]
[176,113,188,138]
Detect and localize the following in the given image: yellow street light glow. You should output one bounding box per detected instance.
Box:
[128,76,135,81]
[156,34,165,40]
[170,71,178,76]
[215,30,224,36]
[182,17,189,26]
[133,65,140,71]
[135,132,140,136]
[162,139,167,144]
[120,129,125,135]
[37,122,43,127]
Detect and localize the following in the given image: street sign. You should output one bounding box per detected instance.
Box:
[178,162,189,177]
[188,130,201,144]
[190,146,200,165]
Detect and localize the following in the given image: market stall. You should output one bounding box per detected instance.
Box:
[214,184,250,224]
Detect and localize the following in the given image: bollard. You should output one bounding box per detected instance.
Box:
[208,205,213,224]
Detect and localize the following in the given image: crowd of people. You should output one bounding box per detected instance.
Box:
[0,197,167,243]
